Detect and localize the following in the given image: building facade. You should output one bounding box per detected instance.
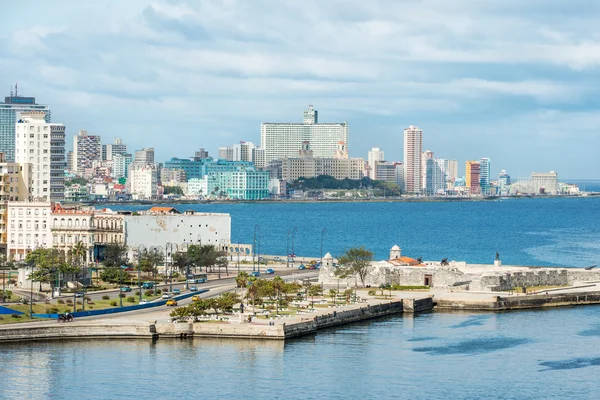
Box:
[261,106,349,163]
[480,157,491,195]
[112,153,133,179]
[531,171,559,194]
[425,158,448,196]
[0,88,50,162]
[205,169,270,200]
[367,148,385,180]
[50,204,94,263]
[466,161,481,195]
[403,125,423,194]
[281,142,364,181]
[7,201,52,261]
[73,130,101,175]
[128,164,158,200]
[134,148,154,166]
[15,112,65,201]
[0,154,33,251]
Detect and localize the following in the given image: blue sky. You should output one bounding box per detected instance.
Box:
[1,0,599,179]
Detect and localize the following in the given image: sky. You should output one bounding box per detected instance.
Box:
[1,0,599,179]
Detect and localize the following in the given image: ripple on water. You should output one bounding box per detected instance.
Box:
[413,337,531,355]
[540,357,600,371]
[578,325,600,337]
[406,336,438,342]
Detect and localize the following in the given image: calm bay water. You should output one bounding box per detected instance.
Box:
[2,197,600,399]
[3,306,600,399]
[110,196,600,267]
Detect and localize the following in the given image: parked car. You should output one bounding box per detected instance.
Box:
[139,299,148,305]
[192,295,201,302]
[307,265,317,270]
[161,293,171,299]
[274,257,282,262]
[250,271,260,277]
[74,292,84,298]
[141,282,155,289]
[190,286,198,292]
[265,268,275,274]
[120,286,132,292]
[173,288,181,295]
[298,265,306,270]
[166,299,178,306]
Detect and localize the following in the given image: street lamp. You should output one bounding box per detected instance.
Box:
[181,242,190,290]
[237,243,240,274]
[137,244,146,302]
[291,226,298,268]
[286,230,290,269]
[256,231,261,274]
[253,225,260,272]
[166,243,176,293]
[320,228,327,268]
[149,245,162,293]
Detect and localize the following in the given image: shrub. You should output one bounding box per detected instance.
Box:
[155,289,162,295]
[21,298,29,305]
[126,296,135,303]
[144,290,154,297]
[50,307,60,314]
[119,293,126,298]
[85,296,91,302]
[88,306,94,309]
[135,291,141,297]
[57,299,65,304]
[0,316,4,320]
[76,301,82,305]
[11,314,21,319]
[102,295,110,300]
[110,301,118,307]
[66,299,73,304]
[367,290,376,296]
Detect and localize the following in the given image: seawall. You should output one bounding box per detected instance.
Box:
[0,324,155,343]
[435,291,600,311]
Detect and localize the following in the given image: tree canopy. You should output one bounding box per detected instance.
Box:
[335,246,374,287]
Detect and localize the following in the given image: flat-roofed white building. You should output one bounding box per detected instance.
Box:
[531,171,559,194]
[261,105,349,163]
[7,201,52,261]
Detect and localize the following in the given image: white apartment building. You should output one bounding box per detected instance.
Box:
[15,111,65,201]
[218,146,234,161]
[187,177,208,197]
[261,105,349,163]
[531,171,559,194]
[447,160,458,182]
[367,148,385,179]
[403,125,423,194]
[426,158,448,195]
[7,201,52,261]
[128,164,158,200]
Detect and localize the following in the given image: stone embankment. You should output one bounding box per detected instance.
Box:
[0,297,434,343]
[435,291,600,311]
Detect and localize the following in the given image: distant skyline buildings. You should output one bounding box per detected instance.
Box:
[261,105,349,163]
[73,130,101,175]
[0,87,50,162]
[367,148,385,180]
[403,125,423,194]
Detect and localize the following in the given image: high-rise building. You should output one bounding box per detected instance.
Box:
[102,137,127,161]
[218,146,234,161]
[193,148,209,161]
[303,105,318,124]
[0,86,50,161]
[73,130,101,175]
[367,148,385,179]
[128,164,158,200]
[0,152,33,252]
[15,111,65,201]
[134,148,154,166]
[480,157,491,195]
[394,163,404,190]
[261,105,349,163]
[426,158,448,196]
[421,150,434,190]
[447,160,458,182]
[67,151,74,174]
[465,161,481,195]
[232,141,256,162]
[50,123,66,201]
[403,125,423,194]
[112,153,133,179]
[498,170,511,187]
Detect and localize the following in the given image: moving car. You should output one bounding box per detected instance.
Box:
[141,282,155,289]
[120,286,132,292]
[166,299,177,306]
[250,271,260,277]
[74,292,84,298]
[191,295,201,302]
[173,288,181,295]
[190,286,198,292]
[139,299,148,305]
[161,293,171,299]
[298,265,306,270]
[265,268,275,274]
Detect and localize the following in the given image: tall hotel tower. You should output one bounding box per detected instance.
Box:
[403,125,423,194]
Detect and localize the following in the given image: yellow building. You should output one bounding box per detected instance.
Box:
[0,152,32,252]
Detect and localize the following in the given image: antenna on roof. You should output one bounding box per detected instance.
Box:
[15,82,18,97]
[9,85,13,97]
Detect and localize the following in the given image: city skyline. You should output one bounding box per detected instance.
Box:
[1,1,599,178]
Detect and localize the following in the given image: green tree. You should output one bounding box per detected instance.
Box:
[335,246,374,287]
[217,292,240,314]
[172,251,191,275]
[308,284,323,307]
[329,289,338,302]
[102,243,129,269]
[236,271,249,288]
[163,186,184,195]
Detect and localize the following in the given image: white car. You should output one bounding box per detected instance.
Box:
[139,299,148,305]
[161,293,171,299]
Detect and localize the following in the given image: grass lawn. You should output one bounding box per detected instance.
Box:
[0,315,47,325]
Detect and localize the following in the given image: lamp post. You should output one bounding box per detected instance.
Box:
[256,231,261,274]
[181,242,189,290]
[286,230,290,269]
[26,247,33,318]
[291,226,298,268]
[149,245,162,293]
[320,228,327,268]
[137,244,145,302]
[253,225,259,272]
[166,243,175,293]
[237,243,240,274]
